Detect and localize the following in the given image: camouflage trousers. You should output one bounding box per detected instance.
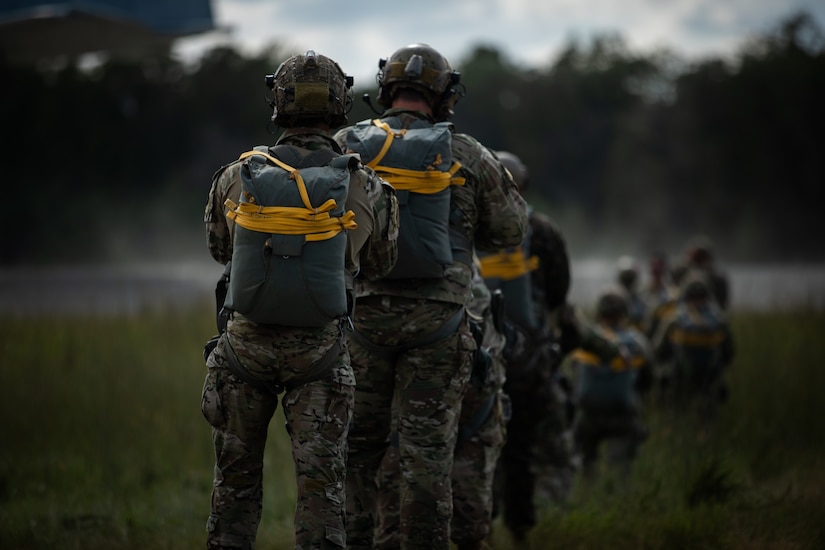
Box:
[572,409,648,482]
[375,369,508,548]
[345,296,475,550]
[493,357,567,539]
[201,316,354,549]
[531,381,576,511]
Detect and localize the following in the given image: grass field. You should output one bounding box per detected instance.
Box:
[1,301,823,549]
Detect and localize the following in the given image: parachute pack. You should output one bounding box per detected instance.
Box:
[345,117,464,278]
[223,145,358,327]
[669,302,727,383]
[478,226,540,333]
[571,329,646,413]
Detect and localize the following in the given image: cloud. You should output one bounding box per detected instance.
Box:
[175,0,825,84]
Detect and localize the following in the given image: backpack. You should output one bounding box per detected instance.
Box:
[669,302,727,384]
[223,145,358,327]
[478,225,540,334]
[571,329,645,414]
[345,117,465,279]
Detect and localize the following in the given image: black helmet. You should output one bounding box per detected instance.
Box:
[495,151,529,192]
[596,287,629,321]
[616,255,639,290]
[265,50,353,128]
[681,272,711,301]
[376,43,463,121]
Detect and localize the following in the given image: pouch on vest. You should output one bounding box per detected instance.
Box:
[346,118,464,279]
[224,145,358,327]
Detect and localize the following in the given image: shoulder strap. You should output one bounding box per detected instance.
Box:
[268,144,338,169]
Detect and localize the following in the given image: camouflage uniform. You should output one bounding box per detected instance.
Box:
[671,235,730,310]
[492,207,574,538]
[641,253,680,341]
[616,256,648,331]
[335,109,527,549]
[570,292,654,483]
[652,276,735,421]
[373,263,509,549]
[202,128,398,549]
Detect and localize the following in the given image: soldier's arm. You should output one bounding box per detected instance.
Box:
[204,163,241,265]
[346,167,399,281]
[454,135,528,251]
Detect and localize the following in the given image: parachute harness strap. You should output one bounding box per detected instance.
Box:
[365,119,465,194]
[478,247,539,281]
[225,150,357,242]
[571,349,645,372]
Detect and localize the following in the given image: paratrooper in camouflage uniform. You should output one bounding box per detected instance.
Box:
[570,288,654,485]
[486,150,575,540]
[201,51,398,550]
[334,44,528,550]
[652,274,735,422]
[373,260,509,550]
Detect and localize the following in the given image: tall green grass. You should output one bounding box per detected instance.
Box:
[527,309,825,549]
[1,305,823,549]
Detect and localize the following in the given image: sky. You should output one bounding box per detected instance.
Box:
[173,0,825,85]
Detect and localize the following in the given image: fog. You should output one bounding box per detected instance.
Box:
[2,260,823,317]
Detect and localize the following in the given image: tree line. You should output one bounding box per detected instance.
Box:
[1,11,822,265]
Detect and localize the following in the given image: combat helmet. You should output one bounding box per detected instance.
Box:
[595,286,630,321]
[266,50,354,128]
[616,255,640,291]
[376,43,463,121]
[681,272,711,301]
[495,150,529,192]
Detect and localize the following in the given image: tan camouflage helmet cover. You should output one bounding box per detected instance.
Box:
[268,50,353,128]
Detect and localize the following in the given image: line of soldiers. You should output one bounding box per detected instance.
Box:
[200,41,736,550]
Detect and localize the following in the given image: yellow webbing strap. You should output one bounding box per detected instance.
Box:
[478,248,539,281]
[571,349,645,372]
[364,119,465,194]
[225,150,357,242]
[671,328,726,347]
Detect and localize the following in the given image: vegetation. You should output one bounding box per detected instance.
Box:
[2,11,824,265]
[1,303,823,549]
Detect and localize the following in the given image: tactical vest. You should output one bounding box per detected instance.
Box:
[477,225,540,333]
[224,145,358,327]
[669,302,727,382]
[345,117,465,279]
[571,328,645,413]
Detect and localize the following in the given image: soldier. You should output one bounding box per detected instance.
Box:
[652,274,735,421]
[374,260,509,550]
[476,150,572,541]
[671,234,730,310]
[569,288,654,484]
[201,50,398,549]
[641,251,680,341]
[616,255,648,331]
[334,43,528,549]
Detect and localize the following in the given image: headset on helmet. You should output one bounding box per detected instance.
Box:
[375,43,464,121]
[265,50,354,129]
[495,150,529,192]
